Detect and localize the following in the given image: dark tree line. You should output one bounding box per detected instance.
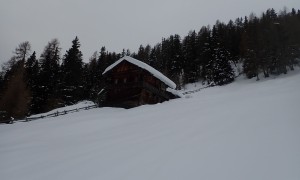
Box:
[134,8,300,85]
[1,8,300,121]
[0,37,121,120]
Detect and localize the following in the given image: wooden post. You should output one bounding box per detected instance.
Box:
[10,117,14,124]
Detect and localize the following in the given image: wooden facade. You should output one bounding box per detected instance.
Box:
[99,59,178,108]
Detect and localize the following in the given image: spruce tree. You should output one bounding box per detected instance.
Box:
[85,51,99,100]
[241,15,261,80]
[39,39,62,112]
[95,47,108,92]
[206,25,234,85]
[182,31,199,84]
[137,45,146,62]
[25,51,40,114]
[149,44,162,70]
[0,71,4,97]
[165,34,183,87]
[61,36,84,105]
[137,44,151,64]
[196,26,212,83]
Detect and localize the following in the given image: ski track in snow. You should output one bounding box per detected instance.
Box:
[1,71,300,180]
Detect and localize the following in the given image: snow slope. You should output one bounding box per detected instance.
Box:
[1,71,300,180]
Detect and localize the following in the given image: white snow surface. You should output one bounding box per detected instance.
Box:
[102,56,177,89]
[1,71,300,180]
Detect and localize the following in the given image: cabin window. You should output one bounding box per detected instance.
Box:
[114,79,118,84]
[123,78,127,84]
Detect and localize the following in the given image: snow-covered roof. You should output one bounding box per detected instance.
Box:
[103,56,176,89]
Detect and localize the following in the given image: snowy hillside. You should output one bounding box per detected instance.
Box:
[1,71,300,180]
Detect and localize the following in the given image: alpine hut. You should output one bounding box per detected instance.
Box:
[99,56,179,108]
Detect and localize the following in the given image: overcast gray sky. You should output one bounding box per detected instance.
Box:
[1,0,299,65]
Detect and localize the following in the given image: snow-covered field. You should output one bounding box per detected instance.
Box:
[1,71,300,180]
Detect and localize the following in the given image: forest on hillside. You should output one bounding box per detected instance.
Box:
[1,8,300,121]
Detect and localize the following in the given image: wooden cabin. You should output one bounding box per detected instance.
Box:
[99,56,179,108]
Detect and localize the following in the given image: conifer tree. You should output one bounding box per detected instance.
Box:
[149,44,162,70]
[85,51,99,100]
[137,44,151,64]
[196,26,212,82]
[81,63,90,100]
[94,47,108,96]
[137,45,146,61]
[226,20,241,65]
[0,71,4,97]
[241,15,261,80]
[206,25,234,85]
[39,39,62,111]
[25,51,40,114]
[182,31,199,83]
[121,49,126,58]
[61,36,84,105]
[165,35,183,87]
